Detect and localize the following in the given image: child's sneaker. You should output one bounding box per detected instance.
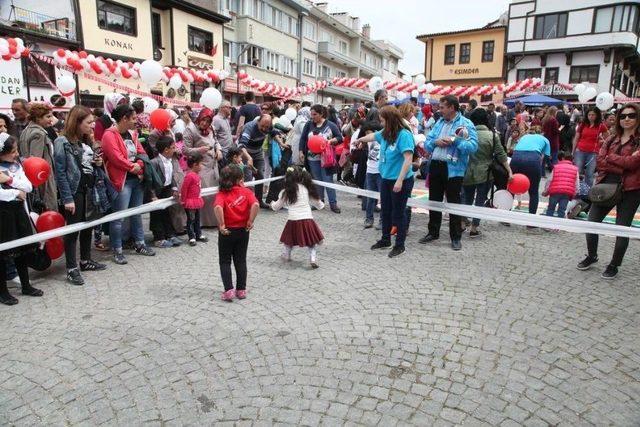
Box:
[236,290,247,299]
[221,289,235,301]
[196,236,209,243]
[189,239,196,246]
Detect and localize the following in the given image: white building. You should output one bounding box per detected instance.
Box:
[506,0,640,99]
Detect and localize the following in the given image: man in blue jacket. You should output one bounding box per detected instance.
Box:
[421,95,478,251]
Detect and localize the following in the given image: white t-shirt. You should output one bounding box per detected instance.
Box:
[270,184,324,220]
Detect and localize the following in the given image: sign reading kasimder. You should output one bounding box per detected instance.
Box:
[0,59,24,107]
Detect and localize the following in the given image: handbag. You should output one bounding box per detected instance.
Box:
[589,181,622,206]
[26,243,52,271]
[488,130,509,190]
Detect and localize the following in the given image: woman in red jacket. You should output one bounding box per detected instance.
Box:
[101,104,155,265]
[577,103,640,279]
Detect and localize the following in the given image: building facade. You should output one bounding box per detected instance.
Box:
[417,22,507,102]
[506,0,640,100]
[0,0,79,109]
[77,0,228,107]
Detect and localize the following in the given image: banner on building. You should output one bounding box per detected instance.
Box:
[0,59,24,107]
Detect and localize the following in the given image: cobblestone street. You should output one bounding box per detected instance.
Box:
[0,195,639,426]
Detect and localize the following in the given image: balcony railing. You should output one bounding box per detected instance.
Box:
[318,41,361,69]
[7,5,77,40]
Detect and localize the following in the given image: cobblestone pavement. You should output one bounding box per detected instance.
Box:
[0,190,639,426]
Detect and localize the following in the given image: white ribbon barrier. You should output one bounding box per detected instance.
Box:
[313,180,640,240]
[0,177,282,253]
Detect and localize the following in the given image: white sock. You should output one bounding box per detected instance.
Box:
[282,245,292,259]
[309,245,317,263]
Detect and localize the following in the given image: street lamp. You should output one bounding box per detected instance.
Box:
[236,44,251,99]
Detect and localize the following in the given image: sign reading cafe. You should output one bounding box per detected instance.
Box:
[188,57,214,71]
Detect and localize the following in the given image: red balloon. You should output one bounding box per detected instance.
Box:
[7,38,16,47]
[507,173,530,195]
[150,109,171,131]
[56,48,65,57]
[9,45,17,55]
[78,51,88,59]
[23,157,51,187]
[36,211,66,233]
[45,237,64,260]
[308,135,327,154]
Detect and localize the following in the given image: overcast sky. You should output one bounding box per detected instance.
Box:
[326,0,510,76]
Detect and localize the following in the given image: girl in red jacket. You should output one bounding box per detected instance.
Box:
[542,151,579,218]
[181,153,208,246]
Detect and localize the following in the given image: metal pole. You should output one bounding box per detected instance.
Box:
[236,45,250,102]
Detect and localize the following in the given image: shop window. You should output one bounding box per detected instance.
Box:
[26,56,56,87]
[444,44,455,65]
[569,65,599,83]
[188,26,213,54]
[97,0,136,36]
[459,43,471,64]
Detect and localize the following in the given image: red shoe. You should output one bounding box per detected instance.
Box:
[236,290,247,299]
[221,289,235,301]
[390,226,397,235]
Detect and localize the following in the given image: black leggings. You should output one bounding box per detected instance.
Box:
[185,209,202,240]
[63,192,92,270]
[0,256,30,296]
[586,189,640,267]
[218,228,249,291]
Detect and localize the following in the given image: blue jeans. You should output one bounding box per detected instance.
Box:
[380,177,414,248]
[308,159,337,206]
[574,150,596,187]
[109,178,145,251]
[510,151,543,215]
[365,172,382,221]
[545,194,570,218]
[462,181,491,226]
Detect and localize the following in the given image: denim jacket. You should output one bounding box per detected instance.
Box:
[53,136,85,204]
[425,112,479,178]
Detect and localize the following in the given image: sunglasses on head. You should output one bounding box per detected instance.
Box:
[619,113,637,120]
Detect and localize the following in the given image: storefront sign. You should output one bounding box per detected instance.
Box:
[104,38,133,50]
[188,57,214,71]
[0,59,24,107]
[452,68,480,75]
[537,84,575,96]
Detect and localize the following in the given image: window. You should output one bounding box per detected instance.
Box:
[516,68,542,80]
[282,58,294,76]
[303,58,315,76]
[594,5,638,33]
[152,12,162,49]
[459,43,471,64]
[544,67,559,84]
[339,40,348,55]
[242,45,263,67]
[444,44,455,65]
[304,21,316,40]
[534,13,567,39]
[190,82,209,101]
[27,57,56,87]
[335,70,347,78]
[223,41,230,58]
[482,41,494,62]
[481,94,493,103]
[97,0,136,36]
[188,26,213,54]
[318,64,331,78]
[266,51,279,72]
[569,65,599,83]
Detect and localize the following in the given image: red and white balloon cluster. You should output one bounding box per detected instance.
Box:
[387,78,543,98]
[237,71,328,98]
[0,37,30,60]
[52,49,228,86]
[331,77,371,90]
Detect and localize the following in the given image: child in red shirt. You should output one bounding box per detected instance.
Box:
[214,165,259,301]
[181,153,208,246]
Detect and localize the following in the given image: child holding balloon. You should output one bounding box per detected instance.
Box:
[0,133,43,305]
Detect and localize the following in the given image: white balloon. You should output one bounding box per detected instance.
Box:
[142,97,159,113]
[326,97,333,104]
[415,74,426,86]
[368,76,383,93]
[139,59,163,86]
[413,134,426,145]
[168,74,183,90]
[57,75,76,95]
[285,107,297,121]
[425,82,435,93]
[583,87,597,101]
[397,91,407,99]
[411,89,419,98]
[595,92,615,112]
[200,87,222,109]
[573,83,586,95]
[493,190,514,210]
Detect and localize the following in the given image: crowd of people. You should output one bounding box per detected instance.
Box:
[0,89,638,305]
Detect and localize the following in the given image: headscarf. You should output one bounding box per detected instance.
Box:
[195,108,214,136]
[103,93,126,116]
[297,106,311,122]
